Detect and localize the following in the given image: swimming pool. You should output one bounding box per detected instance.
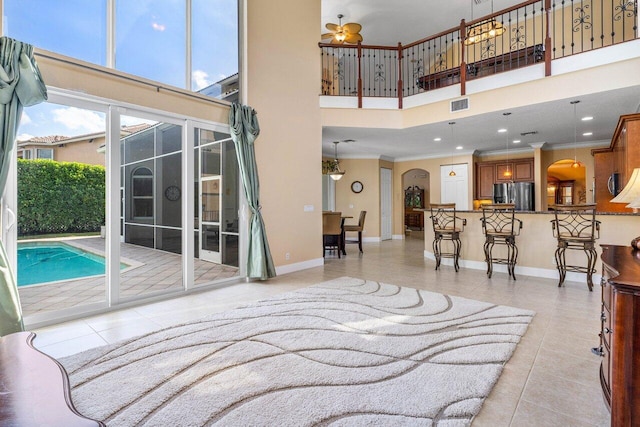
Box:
[18,242,121,287]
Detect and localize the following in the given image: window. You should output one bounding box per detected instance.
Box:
[132,167,153,218]
[115,1,185,88]
[36,148,53,159]
[4,0,107,66]
[3,0,239,99]
[192,0,238,96]
[18,149,32,159]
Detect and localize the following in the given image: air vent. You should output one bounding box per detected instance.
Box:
[450,98,469,112]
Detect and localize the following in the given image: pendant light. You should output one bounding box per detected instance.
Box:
[448,122,456,177]
[571,100,581,169]
[329,141,345,180]
[503,112,512,178]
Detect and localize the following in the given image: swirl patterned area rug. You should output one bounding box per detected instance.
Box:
[61,277,534,426]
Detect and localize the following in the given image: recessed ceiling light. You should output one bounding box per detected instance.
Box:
[498,128,507,133]
[434,137,441,142]
[583,132,593,136]
[582,116,593,121]
[456,146,463,150]
[512,139,521,143]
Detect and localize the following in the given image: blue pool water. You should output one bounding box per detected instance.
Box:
[18,242,119,287]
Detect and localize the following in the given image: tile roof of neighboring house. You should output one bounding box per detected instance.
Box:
[23,135,69,143]
[17,123,154,148]
[121,123,154,135]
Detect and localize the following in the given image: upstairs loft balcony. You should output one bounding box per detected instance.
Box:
[319,0,638,109]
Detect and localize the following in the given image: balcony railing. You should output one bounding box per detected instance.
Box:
[319,0,638,108]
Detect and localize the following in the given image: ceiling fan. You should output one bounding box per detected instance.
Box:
[321,14,363,45]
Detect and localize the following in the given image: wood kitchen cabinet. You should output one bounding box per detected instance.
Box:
[476,163,496,199]
[475,158,534,198]
[592,113,640,212]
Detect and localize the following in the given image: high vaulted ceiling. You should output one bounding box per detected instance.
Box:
[320,1,640,160]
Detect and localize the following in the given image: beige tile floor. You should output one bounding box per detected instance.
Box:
[33,234,610,426]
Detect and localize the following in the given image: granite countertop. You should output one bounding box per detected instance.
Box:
[416,208,639,216]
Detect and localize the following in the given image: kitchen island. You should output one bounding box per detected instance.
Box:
[418,209,639,285]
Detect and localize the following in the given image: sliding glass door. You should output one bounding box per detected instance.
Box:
[3,92,243,326]
[11,100,108,321]
[193,127,239,286]
[119,115,184,301]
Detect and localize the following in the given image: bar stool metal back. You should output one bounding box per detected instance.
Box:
[480,203,523,279]
[429,203,466,272]
[550,204,600,291]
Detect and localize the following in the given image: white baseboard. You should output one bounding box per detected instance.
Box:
[423,250,602,285]
[276,257,324,275]
[392,234,405,240]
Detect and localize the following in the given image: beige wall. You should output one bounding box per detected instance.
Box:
[393,153,474,236]
[246,0,322,266]
[52,137,106,166]
[334,159,381,238]
[323,57,640,130]
[36,52,229,125]
[541,146,595,209]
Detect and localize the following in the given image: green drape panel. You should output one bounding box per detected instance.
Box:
[0,37,47,336]
[229,103,276,280]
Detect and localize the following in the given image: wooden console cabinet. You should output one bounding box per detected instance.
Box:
[0,332,104,426]
[404,187,424,230]
[595,245,640,426]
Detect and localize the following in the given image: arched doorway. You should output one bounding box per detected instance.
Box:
[402,169,429,240]
[547,159,586,208]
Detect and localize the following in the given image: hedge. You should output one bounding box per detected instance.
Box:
[18,159,106,236]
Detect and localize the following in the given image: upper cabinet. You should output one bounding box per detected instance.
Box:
[592,113,640,212]
[475,158,534,198]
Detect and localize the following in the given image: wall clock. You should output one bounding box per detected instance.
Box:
[351,181,363,193]
[164,185,181,201]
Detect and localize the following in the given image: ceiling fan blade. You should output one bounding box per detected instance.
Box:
[342,23,362,33]
[325,23,340,32]
[344,33,363,44]
[321,33,334,40]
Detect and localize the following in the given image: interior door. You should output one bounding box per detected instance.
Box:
[200,177,221,263]
[441,164,469,210]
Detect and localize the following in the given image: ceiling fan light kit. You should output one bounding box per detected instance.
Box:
[321,14,363,45]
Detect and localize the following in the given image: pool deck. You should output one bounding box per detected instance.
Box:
[18,237,239,317]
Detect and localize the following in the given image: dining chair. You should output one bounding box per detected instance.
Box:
[480,203,523,279]
[343,211,367,254]
[322,212,343,258]
[550,204,600,291]
[429,203,466,272]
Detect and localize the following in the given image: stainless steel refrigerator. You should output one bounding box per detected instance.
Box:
[493,182,534,211]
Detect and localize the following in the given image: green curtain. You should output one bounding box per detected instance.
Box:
[228,103,276,280]
[0,37,47,336]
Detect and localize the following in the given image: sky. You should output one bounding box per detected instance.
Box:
[4,0,238,140]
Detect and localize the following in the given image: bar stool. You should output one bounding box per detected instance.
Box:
[480,204,523,279]
[429,203,466,272]
[550,204,600,291]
